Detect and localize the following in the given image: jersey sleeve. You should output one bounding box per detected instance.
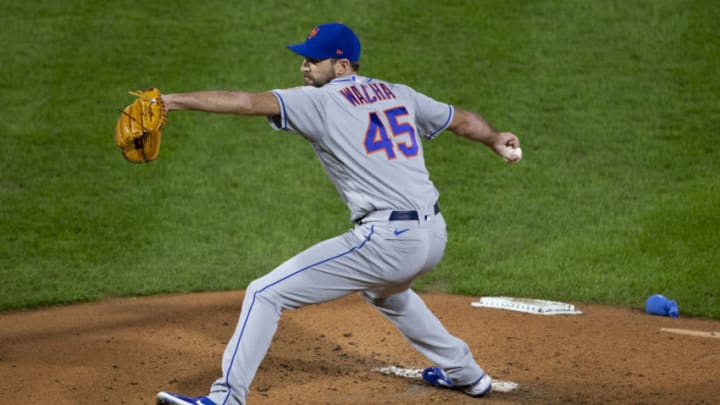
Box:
[266,86,326,142]
[401,85,454,140]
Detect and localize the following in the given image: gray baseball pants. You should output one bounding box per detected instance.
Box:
[208,211,484,405]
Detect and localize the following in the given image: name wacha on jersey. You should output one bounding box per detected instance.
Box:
[339,83,397,107]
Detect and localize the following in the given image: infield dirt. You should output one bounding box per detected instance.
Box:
[1,291,718,404]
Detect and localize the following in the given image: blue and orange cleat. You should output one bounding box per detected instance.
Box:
[422,367,492,397]
[156,391,217,405]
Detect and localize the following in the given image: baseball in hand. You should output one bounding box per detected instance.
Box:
[500,145,523,163]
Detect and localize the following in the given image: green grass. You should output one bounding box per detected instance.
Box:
[1,0,718,318]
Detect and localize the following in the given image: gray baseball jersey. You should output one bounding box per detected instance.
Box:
[268,75,448,221]
[208,76,485,405]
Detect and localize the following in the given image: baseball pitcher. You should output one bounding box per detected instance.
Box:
[150,22,521,405]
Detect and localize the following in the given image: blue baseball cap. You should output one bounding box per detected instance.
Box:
[287,22,361,63]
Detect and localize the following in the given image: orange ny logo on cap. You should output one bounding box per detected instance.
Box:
[336,49,344,56]
[308,26,319,39]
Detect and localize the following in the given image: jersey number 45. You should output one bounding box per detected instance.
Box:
[364,106,418,160]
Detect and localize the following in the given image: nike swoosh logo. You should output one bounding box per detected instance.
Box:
[394,228,410,236]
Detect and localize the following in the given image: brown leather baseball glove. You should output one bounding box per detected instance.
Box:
[114,88,167,163]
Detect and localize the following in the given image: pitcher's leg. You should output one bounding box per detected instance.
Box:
[208,228,375,405]
[364,289,484,385]
[208,277,281,404]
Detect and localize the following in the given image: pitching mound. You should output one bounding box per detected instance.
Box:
[1,291,718,404]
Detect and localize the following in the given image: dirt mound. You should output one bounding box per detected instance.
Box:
[1,291,718,404]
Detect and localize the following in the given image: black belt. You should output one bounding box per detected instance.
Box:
[388,202,440,221]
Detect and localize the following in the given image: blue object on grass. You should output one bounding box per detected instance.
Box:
[645,294,679,318]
